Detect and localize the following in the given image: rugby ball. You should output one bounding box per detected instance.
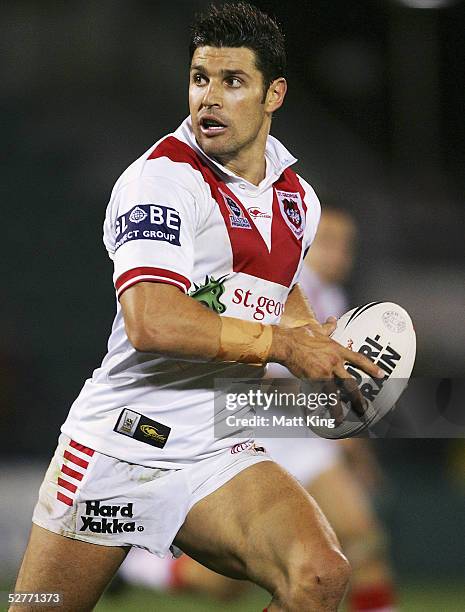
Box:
[308,301,416,439]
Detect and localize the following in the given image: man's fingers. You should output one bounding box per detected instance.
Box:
[320,316,338,337]
[320,377,344,425]
[334,364,367,417]
[341,347,385,379]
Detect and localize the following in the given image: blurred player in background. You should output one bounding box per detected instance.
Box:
[119,209,398,612]
[12,4,385,611]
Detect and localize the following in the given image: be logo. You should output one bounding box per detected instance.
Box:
[115,204,181,250]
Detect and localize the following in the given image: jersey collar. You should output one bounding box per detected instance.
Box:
[174,116,298,193]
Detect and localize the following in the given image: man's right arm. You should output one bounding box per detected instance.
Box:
[120,282,384,384]
[121,281,221,360]
[121,281,272,364]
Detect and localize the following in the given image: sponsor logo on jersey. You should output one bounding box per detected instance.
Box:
[117,409,140,435]
[114,409,171,449]
[189,275,228,314]
[346,334,401,402]
[219,189,251,229]
[79,500,143,534]
[276,190,305,239]
[139,424,167,443]
[128,206,148,223]
[248,207,271,219]
[115,204,181,250]
[232,287,285,321]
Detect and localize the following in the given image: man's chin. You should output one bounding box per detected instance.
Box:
[197,137,233,160]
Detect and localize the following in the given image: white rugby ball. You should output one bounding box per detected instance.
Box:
[308,301,416,439]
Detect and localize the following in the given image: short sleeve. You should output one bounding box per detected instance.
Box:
[107,176,197,299]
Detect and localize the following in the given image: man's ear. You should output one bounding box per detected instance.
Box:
[265,77,287,113]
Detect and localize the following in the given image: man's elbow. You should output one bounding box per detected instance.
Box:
[125,321,160,353]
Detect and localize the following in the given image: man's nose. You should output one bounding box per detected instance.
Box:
[202,80,222,107]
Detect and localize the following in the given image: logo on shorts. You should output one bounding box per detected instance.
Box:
[230,440,266,455]
[114,409,171,449]
[276,189,305,239]
[79,500,144,534]
[230,440,255,454]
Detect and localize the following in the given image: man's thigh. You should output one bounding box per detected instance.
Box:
[12,524,129,612]
[173,460,341,593]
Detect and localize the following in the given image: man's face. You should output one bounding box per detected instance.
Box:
[189,46,269,161]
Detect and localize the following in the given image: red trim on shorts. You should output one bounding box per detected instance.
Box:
[61,463,84,481]
[64,450,89,469]
[57,491,73,506]
[57,477,78,493]
[55,440,94,506]
[69,439,95,457]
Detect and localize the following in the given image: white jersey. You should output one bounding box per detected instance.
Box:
[62,117,321,468]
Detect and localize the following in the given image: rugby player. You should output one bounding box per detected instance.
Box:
[120,210,398,612]
[12,4,384,611]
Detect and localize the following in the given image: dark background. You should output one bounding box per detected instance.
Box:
[1,0,464,583]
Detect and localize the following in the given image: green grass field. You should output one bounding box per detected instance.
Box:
[94,582,465,612]
[1,581,464,611]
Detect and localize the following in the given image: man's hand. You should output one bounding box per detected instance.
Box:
[270,317,384,418]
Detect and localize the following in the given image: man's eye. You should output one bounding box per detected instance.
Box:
[193,73,206,85]
[226,77,241,88]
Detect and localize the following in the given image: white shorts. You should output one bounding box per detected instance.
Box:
[32,435,271,557]
[259,437,341,486]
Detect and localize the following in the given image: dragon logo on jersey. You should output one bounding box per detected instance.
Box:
[189,275,228,314]
[276,189,305,239]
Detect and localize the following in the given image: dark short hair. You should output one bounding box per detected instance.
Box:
[189,2,286,89]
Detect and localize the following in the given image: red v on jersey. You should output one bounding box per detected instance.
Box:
[149,136,307,288]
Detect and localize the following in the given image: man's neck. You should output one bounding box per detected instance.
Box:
[221,155,267,186]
